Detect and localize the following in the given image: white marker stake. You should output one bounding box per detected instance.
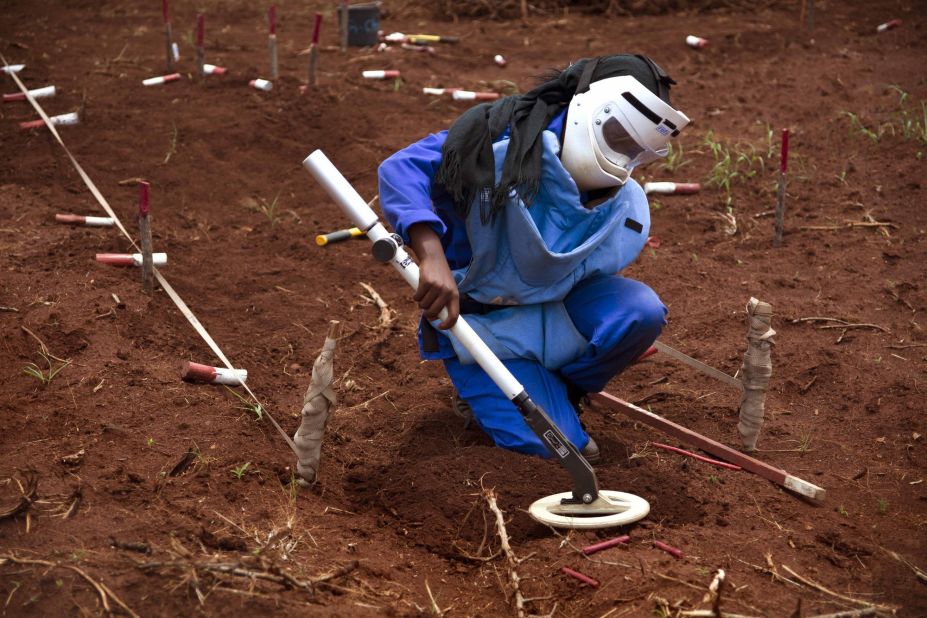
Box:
[362,70,401,80]
[643,182,701,195]
[181,361,248,386]
[56,214,115,227]
[19,112,79,129]
[452,90,501,101]
[3,85,56,102]
[494,54,507,67]
[249,78,273,91]
[203,63,227,75]
[142,72,182,86]
[1,64,25,74]
[686,35,709,49]
[95,253,167,267]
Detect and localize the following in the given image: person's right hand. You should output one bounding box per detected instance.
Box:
[408,223,460,330]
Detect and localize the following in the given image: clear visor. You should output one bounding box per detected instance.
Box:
[592,103,667,170]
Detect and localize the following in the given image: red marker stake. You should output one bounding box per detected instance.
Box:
[196,14,205,77]
[774,128,789,246]
[581,535,630,556]
[560,567,599,588]
[654,540,683,559]
[138,182,154,293]
[163,0,174,71]
[308,13,322,87]
[268,6,278,80]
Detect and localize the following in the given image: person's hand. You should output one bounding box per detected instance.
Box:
[408,223,460,329]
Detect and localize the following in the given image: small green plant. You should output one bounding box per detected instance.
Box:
[224,386,263,421]
[877,498,889,514]
[798,431,813,453]
[660,141,688,173]
[147,437,156,447]
[838,505,849,517]
[841,111,881,142]
[231,462,251,480]
[258,192,282,226]
[163,122,179,164]
[22,350,71,386]
[708,474,721,485]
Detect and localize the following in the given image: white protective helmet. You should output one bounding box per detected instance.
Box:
[561,72,690,191]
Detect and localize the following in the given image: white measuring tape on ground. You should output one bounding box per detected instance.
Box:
[2,54,299,456]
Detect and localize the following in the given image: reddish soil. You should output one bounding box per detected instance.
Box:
[1,1,926,616]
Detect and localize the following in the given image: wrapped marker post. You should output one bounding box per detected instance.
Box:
[876,19,902,33]
[203,63,227,76]
[308,13,322,87]
[268,5,278,80]
[249,78,273,91]
[3,85,56,102]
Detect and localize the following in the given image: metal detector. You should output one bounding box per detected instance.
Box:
[303,150,649,529]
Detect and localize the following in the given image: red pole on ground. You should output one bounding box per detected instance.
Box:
[268,5,278,80]
[309,13,322,87]
[195,14,205,77]
[774,127,789,246]
[138,182,154,293]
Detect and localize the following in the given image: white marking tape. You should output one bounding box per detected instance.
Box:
[1,53,299,456]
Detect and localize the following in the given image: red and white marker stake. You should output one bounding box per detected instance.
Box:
[3,85,56,102]
[1,64,25,74]
[308,12,322,87]
[452,90,500,101]
[422,86,461,96]
[654,540,683,559]
[181,361,248,386]
[203,63,227,75]
[493,54,506,67]
[249,78,273,91]
[685,35,709,49]
[643,181,701,195]
[774,127,789,246]
[560,567,600,588]
[268,5,278,80]
[876,19,902,33]
[56,213,115,227]
[95,252,167,266]
[195,14,205,76]
[362,70,400,80]
[142,72,181,86]
[19,112,79,129]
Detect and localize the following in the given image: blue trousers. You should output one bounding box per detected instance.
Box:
[444,275,666,457]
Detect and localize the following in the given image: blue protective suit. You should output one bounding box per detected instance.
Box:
[378,112,666,457]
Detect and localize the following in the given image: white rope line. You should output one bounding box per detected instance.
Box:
[3,54,299,456]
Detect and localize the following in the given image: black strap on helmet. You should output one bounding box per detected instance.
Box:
[575,57,600,94]
[635,54,676,103]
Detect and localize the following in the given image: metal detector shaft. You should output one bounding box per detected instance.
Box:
[302,149,599,504]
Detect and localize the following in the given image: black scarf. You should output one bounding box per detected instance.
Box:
[434,54,675,223]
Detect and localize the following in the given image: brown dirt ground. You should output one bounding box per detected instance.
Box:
[1,0,926,616]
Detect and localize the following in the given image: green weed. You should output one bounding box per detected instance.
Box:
[225,385,263,421]
[841,111,881,142]
[660,141,689,173]
[231,462,251,480]
[22,350,71,386]
[877,498,889,514]
[258,192,282,226]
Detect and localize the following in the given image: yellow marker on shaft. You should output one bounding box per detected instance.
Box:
[316,227,363,246]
